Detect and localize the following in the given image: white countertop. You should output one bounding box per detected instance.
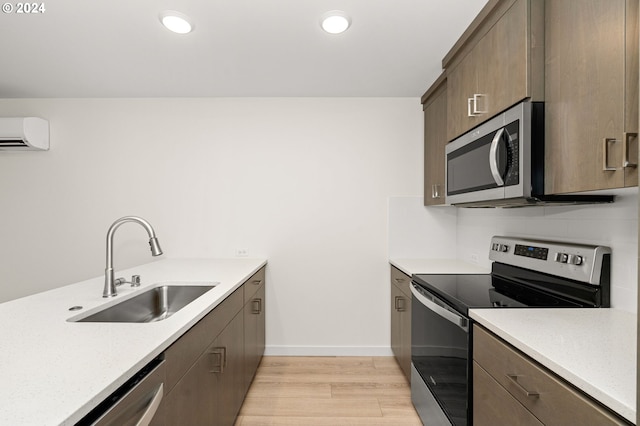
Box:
[470,308,637,423]
[0,257,266,426]
[389,258,490,276]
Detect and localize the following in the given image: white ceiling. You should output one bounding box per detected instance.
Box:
[0,0,488,98]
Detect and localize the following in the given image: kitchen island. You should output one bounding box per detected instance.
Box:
[0,258,266,425]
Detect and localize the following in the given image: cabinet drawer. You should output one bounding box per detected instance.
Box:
[244,267,266,304]
[473,361,543,426]
[164,286,243,394]
[473,326,628,426]
[390,266,411,297]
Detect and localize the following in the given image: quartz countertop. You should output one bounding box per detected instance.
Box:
[470,308,636,424]
[0,257,267,426]
[389,258,490,276]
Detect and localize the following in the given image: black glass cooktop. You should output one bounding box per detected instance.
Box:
[412,263,600,315]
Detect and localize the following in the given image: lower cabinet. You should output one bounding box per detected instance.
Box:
[473,325,629,426]
[163,266,266,426]
[244,282,266,392]
[390,266,411,381]
[164,311,244,425]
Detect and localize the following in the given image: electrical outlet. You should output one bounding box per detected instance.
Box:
[235,248,249,257]
[470,253,479,264]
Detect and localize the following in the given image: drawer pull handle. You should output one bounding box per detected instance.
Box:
[434,184,442,199]
[209,347,226,374]
[506,374,539,398]
[602,138,618,171]
[252,279,262,286]
[468,94,488,116]
[623,132,638,168]
[394,295,406,312]
[252,298,262,314]
[395,296,407,312]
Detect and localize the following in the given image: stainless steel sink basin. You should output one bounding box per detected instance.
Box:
[74,284,216,323]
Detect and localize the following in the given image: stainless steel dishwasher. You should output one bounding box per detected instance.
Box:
[76,356,165,426]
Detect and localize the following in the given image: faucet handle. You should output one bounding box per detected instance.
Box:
[113,275,141,288]
[131,275,141,287]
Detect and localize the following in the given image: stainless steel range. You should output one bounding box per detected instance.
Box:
[410,236,611,426]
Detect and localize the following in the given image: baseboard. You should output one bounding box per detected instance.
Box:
[264,345,394,356]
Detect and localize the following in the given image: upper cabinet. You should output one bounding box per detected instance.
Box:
[444,0,545,141]
[421,0,639,206]
[544,0,639,194]
[422,73,447,206]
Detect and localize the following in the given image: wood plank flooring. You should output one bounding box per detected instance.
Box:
[235,356,422,425]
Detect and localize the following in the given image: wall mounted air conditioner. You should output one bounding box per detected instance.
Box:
[0,117,49,151]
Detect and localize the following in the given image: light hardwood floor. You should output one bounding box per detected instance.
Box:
[235,356,422,425]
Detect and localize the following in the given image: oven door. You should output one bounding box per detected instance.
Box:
[411,282,471,426]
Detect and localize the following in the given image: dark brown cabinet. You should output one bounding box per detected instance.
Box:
[163,266,266,425]
[473,325,628,426]
[422,74,447,206]
[421,0,639,200]
[243,269,266,393]
[544,0,639,193]
[444,0,544,141]
[211,310,245,426]
[164,294,245,426]
[390,266,411,381]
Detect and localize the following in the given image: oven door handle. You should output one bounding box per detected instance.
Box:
[411,283,469,332]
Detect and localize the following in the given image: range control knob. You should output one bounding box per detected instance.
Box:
[567,254,583,266]
[554,252,569,263]
[491,243,508,252]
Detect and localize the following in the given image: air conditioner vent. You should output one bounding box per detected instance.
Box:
[0,117,49,151]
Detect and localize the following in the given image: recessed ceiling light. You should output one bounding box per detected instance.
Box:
[320,11,351,34]
[160,11,194,34]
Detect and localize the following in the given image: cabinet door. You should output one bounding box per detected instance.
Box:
[243,283,265,393]
[447,48,479,141]
[475,0,529,120]
[165,312,245,426]
[212,311,245,426]
[447,0,540,141]
[545,0,638,193]
[390,282,402,365]
[256,286,266,367]
[164,351,215,425]
[624,0,639,187]
[164,287,243,394]
[398,288,411,381]
[390,282,411,381]
[424,80,447,206]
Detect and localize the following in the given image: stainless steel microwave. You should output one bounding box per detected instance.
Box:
[445,101,612,207]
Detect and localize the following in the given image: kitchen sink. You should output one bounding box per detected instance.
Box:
[73,284,217,323]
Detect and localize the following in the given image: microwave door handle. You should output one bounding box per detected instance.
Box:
[489,128,505,186]
[411,284,468,332]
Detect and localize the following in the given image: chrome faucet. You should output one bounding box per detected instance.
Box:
[103,216,163,298]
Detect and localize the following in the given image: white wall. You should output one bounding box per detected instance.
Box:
[456,188,638,312]
[0,97,423,355]
[388,197,457,258]
[387,190,638,313]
